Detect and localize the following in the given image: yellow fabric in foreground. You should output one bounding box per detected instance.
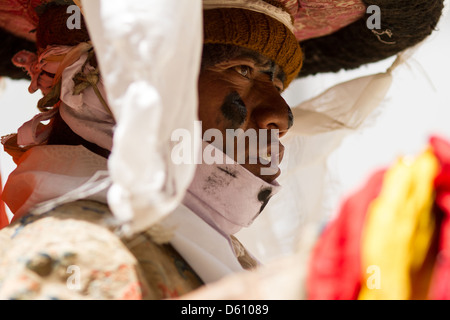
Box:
[358,149,439,300]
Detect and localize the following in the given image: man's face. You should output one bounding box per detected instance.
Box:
[198,48,293,183]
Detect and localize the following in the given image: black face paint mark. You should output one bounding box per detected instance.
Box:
[258,188,273,213]
[203,173,229,194]
[220,91,247,129]
[203,167,237,194]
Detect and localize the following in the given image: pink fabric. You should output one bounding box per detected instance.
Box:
[12,46,73,95]
[427,136,450,300]
[59,54,114,151]
[13,46,74,147]
[183,142,281,236]
[13,44,115,151]
[278,0,366,41]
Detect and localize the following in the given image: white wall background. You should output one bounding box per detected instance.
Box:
[284,7,450,219]
[0,79,42,221]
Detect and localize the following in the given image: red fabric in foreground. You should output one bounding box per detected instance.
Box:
[427,136,450,300]
[0,172,9,229]
[307,135,450,300]
[307,169,386,300]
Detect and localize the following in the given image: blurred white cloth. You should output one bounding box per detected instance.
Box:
[81,0,203,235]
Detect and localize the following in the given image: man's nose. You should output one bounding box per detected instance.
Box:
[252,88,293,138]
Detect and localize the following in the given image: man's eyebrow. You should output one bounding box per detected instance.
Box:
[260,61,286,86]
[260,61,275,80]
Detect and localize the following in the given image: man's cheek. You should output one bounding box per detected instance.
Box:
[220,91,247,129]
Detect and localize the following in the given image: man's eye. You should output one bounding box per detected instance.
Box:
[234,65,251,78]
